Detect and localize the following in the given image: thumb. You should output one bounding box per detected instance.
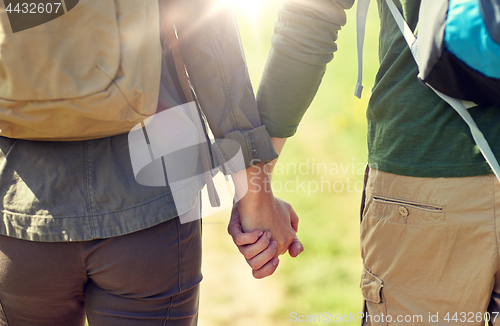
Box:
[288,235,304,258]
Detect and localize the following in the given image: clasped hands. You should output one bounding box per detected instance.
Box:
[228,162,304,279]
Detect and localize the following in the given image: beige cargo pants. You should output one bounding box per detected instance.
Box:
[361,169,500,326]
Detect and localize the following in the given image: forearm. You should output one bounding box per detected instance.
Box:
[232,137,287,230]
[229,135,303,264]
[257,0,354,138]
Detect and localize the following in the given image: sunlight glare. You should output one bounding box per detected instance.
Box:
[217,0,267,17]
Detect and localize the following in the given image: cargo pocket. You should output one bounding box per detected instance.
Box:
[360,267,386,326]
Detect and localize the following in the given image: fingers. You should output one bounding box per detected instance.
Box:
[290,206,299,233]
[229,197,303,279]
[247,240,277,270]
[239,231,272,259]
[228,205,264,246]
[288,235,304,258]
[252,257,280,279]
[234,229,264,247]
[287,204,302,257]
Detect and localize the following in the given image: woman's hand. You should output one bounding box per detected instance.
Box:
[228,204,280,279]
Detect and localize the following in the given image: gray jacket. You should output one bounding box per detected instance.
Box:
[0,0,276,242]
[164,0,277,167]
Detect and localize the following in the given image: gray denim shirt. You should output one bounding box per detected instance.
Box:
[0,0,277,242]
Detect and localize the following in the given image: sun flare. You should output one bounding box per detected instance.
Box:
[217,0,267,17]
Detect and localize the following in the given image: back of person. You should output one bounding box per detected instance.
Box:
[0,0,280,324]
[253,0,500,324]
[363,1,500,323]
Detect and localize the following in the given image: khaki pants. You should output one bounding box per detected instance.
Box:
[361,169,500,325]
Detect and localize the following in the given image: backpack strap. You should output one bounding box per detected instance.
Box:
[355,0,417,99]
[164,26,195,103]
[355,0,371,98]
[430,86,500,182]
[384,0,417,54]
[163,20,221,208]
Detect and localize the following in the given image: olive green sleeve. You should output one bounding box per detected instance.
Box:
[257,0,355,138]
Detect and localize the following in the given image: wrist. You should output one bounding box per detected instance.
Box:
[231,163,273,203]
[244,163,274,199]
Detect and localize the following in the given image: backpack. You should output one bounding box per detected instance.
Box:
[355,0,500,183]
[0,0,162,140]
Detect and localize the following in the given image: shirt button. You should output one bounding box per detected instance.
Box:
[399,206,409,217]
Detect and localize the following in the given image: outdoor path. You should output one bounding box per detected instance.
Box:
[198,209,284,326]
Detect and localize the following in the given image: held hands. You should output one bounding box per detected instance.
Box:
[228,203,280,279]
[228,162,304,278]
[238,192,302,257]
[228,199,303,278]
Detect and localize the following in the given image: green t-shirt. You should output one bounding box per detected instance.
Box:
[367,0,500,177]
[257,0,500,178]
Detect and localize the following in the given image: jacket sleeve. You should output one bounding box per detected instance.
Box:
[256,0,355,138]
[169,0,278,168]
